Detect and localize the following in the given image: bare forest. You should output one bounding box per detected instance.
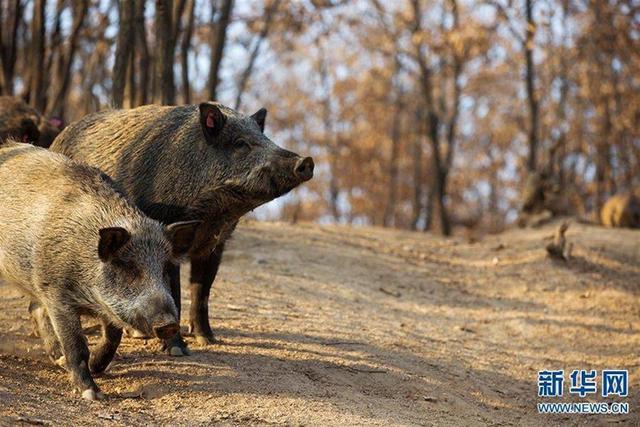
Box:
[0,1,639,425]
[1,0,637,233]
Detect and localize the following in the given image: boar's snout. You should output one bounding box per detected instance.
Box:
[294,156,314,182]
[140,295,179,339]
[153,321,180,339]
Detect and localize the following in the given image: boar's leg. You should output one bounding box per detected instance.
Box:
[188,242,225,344]
[28,300,63,364]
[89,320,122,374]
[47,305,103,400]
[161,263,190,356]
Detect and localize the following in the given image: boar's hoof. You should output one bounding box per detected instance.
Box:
[169,345,190,357]
[195,335,218,345]
[162,335,190,356]
[54,356,66,369]
[81,388,105,401]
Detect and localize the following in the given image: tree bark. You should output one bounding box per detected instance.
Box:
[29,0,46,111]
[0,0,23,95]
[113,0,134,108]
[383,60,403,228]
[127,38,137,108]
[48,0,88,117]
[172,0,187,44]
[410,0,452,235]
[155,0,176,105]
[410,130,424,230]
[180,0,195,104]
[45,0,64,103]
[524,0,539,172]
[207,0,234,101]
[135,0,150,106]
[319,52,340,223]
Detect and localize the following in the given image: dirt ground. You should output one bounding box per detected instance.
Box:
[0,219,638,426]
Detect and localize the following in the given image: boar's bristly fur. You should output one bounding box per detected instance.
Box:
[600,192,640,228]
[50,102,314,355]
[0,141,199,399]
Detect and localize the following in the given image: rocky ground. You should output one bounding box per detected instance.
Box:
[0,219,638,426]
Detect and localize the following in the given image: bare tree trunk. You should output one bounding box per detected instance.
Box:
[180,0,195,104]
[135,0,150,106]
[172,0,187,44]
[207,0,233,101]
[48,0,88,118]
[422,189,436,231]
[595,97,613,213]
[383,66,403,227]
[411,0,451,235]
[155,0,176,105]
[554,0,569,188]
[0,2,4,94]
[525,0,539,172]
[45,0,64,104]
[319,56,340,223]
[431,0,463,236]
[127,39,136,108]
[234,0,280,109]
[328,152,340,222]
[113,0,134,108]
[486,139,500,232]
[432,165,451,235]
[29,0,46,111]
[411,110,423,230]
[0,2,3,94]
[0,0,23,95]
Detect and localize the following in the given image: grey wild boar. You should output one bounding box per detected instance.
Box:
[517,171,571,227]
[50,102,314,355]
[0,140,200,399]
[600,192,640,228]
[0,96,63,148]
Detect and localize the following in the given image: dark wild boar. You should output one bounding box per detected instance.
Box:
[50,102,314,355]
[0,141,200,399]
[517,171,571,227]
[0,96,63,148]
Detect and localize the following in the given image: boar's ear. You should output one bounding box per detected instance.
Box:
[19,118,40,143]
[165,220,202,258]
[199,103,226,142]
[98,227,131,262]
[251,108,267,133]
[48,117,64,130]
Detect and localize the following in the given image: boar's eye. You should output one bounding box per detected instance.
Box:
[235,138,252,151]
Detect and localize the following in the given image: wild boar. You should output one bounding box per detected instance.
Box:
[0,96,63,148]
[50,102,314,356]
[518,171,571,227]
[600,192,640,228]
[0,140,200,399]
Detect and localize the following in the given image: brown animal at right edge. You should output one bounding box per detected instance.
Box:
[50,102,314,356]
[600,191,640,228]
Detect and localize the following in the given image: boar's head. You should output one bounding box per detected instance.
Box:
[197,102,314,210]
[36,117,63,148]
[96,220,200,339]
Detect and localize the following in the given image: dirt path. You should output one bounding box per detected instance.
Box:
[0,220,638,426]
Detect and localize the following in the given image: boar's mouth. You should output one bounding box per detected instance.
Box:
[217,171,309,210]
[261,156,314,200]
[270,176,299,198]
